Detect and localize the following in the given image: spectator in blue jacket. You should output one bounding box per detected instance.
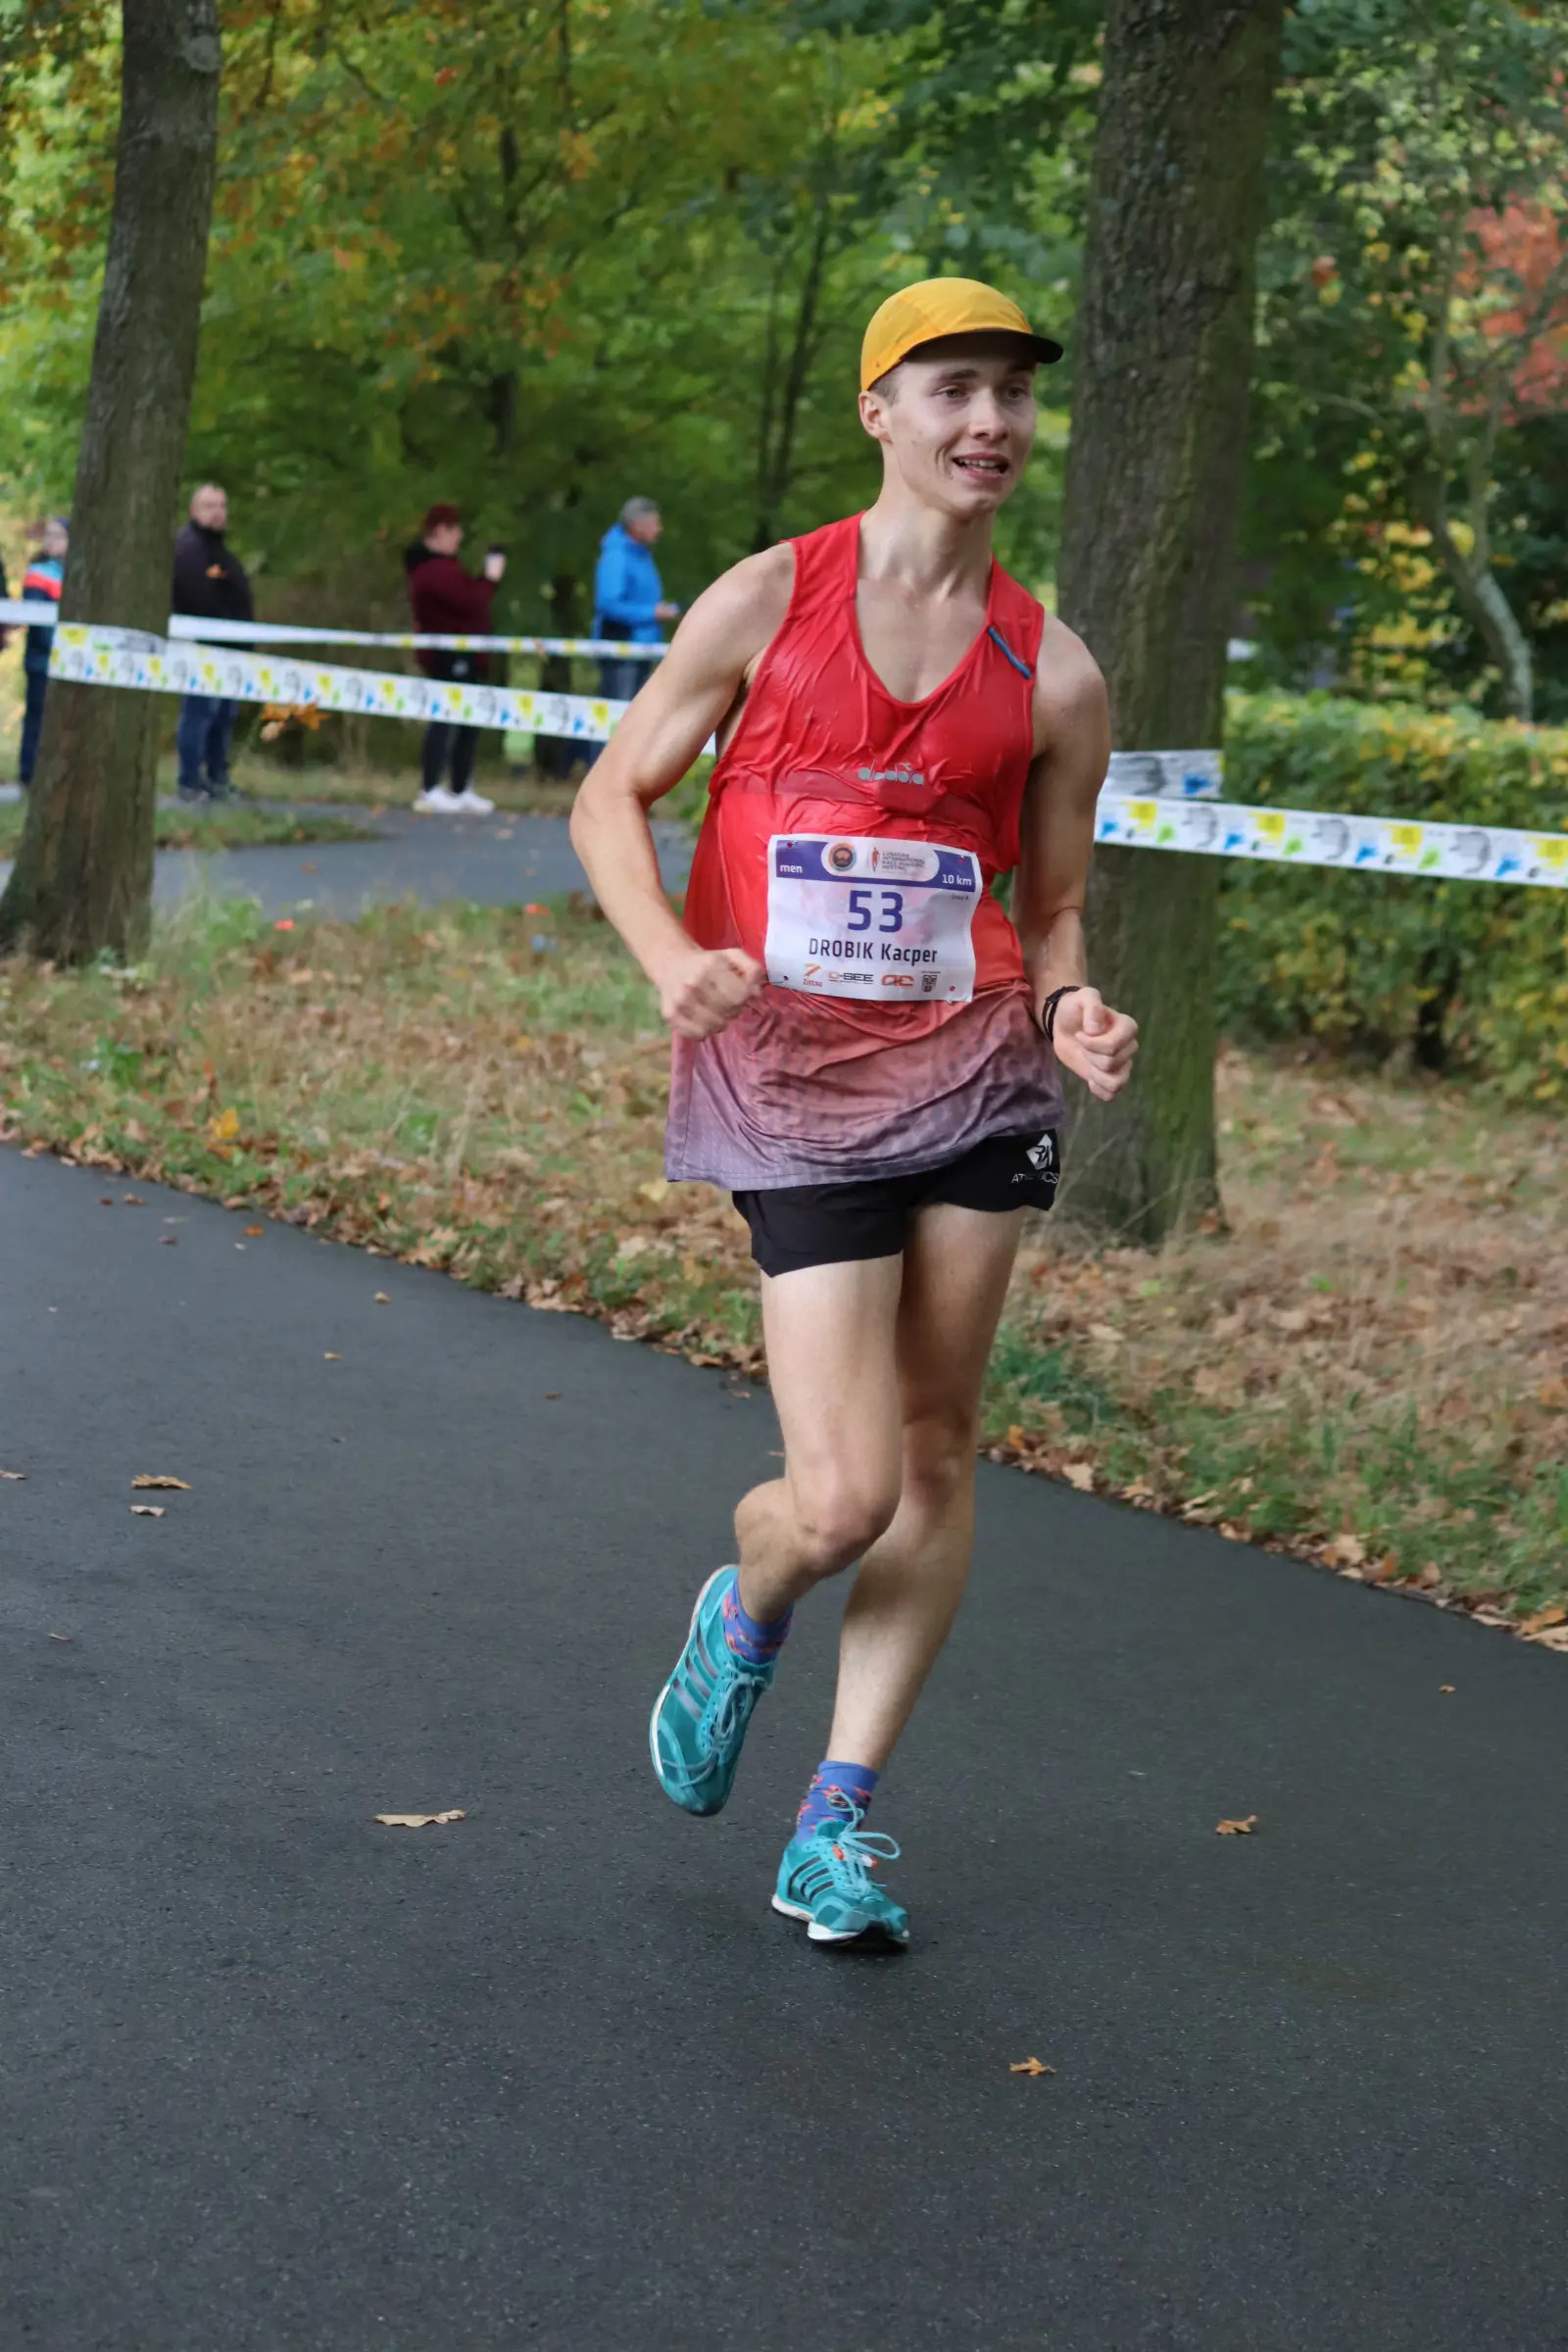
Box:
[587,498,679,766]
[17,516,69,788]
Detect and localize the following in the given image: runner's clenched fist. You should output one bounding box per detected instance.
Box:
[1051,987,1139,1102]
[656,945,765,1040]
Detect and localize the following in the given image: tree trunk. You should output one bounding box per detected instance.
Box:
[0,0,221,963]
[1054,0,1283,1243]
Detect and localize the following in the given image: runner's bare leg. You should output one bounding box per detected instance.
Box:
[736,1204,1024,1766]
[735,1255,906,1624]
[826,1203,1024,1770]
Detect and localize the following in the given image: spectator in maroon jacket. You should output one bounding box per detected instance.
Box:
[403,503,506,814]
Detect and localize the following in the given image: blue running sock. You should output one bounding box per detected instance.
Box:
[721,1576,794,1666]
[797,1758,880,1838]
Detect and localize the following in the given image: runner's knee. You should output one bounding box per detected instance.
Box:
[792,1478,900,1578]
[901,1409,979,1508]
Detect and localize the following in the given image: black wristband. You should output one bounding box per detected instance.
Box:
[1041,984,1082,1043]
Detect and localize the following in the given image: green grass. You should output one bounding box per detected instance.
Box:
[0,799,376,855]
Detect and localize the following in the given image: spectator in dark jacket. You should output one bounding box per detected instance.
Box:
[14,516,68,787]
[404,503,506,815]
[171,484,254,802]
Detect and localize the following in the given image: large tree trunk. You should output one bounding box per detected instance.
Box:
[0,0,220,963]
[1055,0,1283,1243]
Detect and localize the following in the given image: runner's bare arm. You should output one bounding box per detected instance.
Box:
[1013,622,1139,1103]
[570,547,794,1040]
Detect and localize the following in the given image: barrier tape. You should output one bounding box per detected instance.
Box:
[1,600,664,662]
[47,623,628,744]
[1096,792,1568,889]
[29,625,1568,890]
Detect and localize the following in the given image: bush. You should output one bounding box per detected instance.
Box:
[1217,694,1568,1101]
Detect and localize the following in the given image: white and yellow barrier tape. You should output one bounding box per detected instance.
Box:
[1096,790,1568,889]
[46,622,629,746]
[1,600,663,662]
[26,623,1568,891]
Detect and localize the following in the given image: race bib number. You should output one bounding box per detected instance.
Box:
[764,835,980,1004]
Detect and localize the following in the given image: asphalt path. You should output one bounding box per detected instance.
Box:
[154,806,694,918]
[1,804,694,922]
[4,1144,1567,2350]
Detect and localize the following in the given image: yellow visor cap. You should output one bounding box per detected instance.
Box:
[860,277,1063,392]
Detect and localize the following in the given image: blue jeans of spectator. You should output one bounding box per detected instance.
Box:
[585,655,649,769]
[19,665,49,785]
[177,694,237,795]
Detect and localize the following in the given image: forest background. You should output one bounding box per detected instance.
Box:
[3,0,1567,720]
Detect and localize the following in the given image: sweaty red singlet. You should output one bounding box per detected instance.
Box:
[665,514,1065,1189]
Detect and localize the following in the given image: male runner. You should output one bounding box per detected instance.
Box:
[571,277,1138,1948]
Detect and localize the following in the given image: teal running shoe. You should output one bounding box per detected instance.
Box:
[649,1568,776,1817]
[772,1803,910,1947]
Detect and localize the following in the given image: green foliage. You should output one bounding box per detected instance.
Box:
[0,0,1085,625]
[1250,0,1568,714]
[1218,691,1568,1099]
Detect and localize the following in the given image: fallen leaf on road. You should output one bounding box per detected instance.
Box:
[1,1470,25,1481]
[244,1224,264,1237]
[122,1195,144,1205]
[300,860,318,873]
[160,1235,178,1247]
[1521,1604,1566,1634]
[1440,1685,1455,1693]
[1216,1815,1258,1836]
[130,1504,166,1518]
[50,1632,72,1642]
[99,1196,114,1206]
[374,1811,466,1828]
[543,1391,561,1400]
[1009,2057,1055,2076]
[131,1475,191,1491]
[373,1292,389,1302]
[1322,1533,1367,1570]
[323,1352,340,1361]
[1062,1461,1095,1492]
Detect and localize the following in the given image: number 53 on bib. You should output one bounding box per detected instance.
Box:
[764,835,981,1004]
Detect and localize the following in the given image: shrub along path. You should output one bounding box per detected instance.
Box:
[4,1139,1568,2347]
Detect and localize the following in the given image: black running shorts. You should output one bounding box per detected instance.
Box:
[733,1129,1059,1278]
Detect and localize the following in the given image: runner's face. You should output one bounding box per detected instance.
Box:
[863,341,1037,516]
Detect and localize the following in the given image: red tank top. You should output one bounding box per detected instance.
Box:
[683,513,1044,992]
[665,514,1061,1190]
